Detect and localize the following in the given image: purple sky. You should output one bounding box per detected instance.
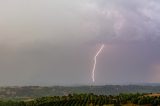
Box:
[0,0,160,86]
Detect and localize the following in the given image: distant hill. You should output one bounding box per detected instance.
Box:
[0,85,160,98]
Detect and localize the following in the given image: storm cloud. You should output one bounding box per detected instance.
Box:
[0,0,160,86]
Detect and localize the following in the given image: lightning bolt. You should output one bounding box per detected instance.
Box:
[92,44,104,83]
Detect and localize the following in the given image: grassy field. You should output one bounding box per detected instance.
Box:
[146,93,160,97]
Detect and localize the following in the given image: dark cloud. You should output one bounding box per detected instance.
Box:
[0,0,160,85]
[87,0,160,43]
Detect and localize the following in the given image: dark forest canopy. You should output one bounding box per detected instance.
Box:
[0,93,160,106]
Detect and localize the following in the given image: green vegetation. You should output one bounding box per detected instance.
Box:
[1,93,160,106]
[1,85,160,98]
[0,85,160,105]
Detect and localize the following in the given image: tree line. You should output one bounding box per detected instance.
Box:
[0,93,160,106]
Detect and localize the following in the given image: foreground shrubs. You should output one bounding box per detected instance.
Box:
[0,93,160,106]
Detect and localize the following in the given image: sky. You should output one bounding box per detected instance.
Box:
[0,0,160,86]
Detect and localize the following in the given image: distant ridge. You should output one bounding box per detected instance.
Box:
[0,85,160,98]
